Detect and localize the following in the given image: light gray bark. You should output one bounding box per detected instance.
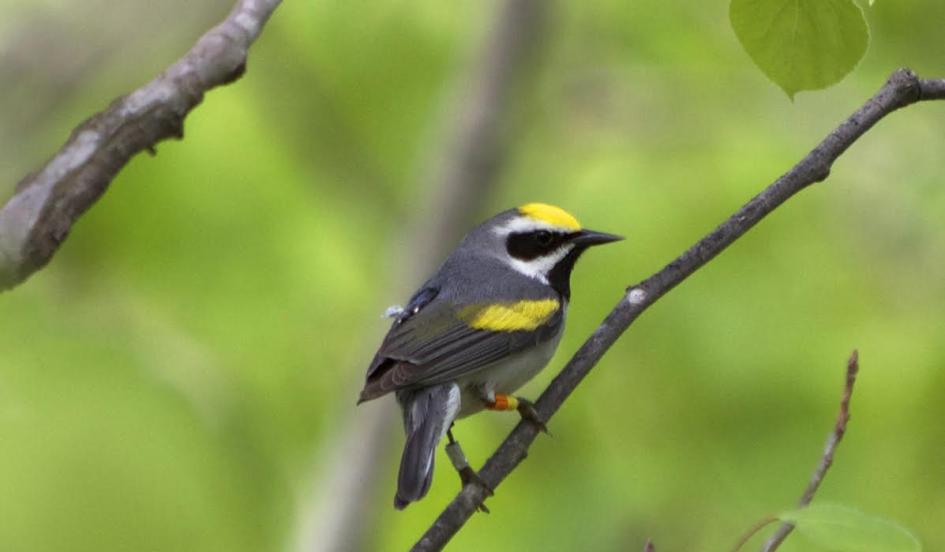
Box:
[0,0,282,290]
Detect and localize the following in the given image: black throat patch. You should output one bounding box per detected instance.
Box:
[546,246,586,299]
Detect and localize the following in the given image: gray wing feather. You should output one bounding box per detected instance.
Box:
[359,256,563,402]
[359,297,561,401]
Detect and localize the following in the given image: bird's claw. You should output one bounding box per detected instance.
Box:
[458,466,493,513]
[516,398,551,435]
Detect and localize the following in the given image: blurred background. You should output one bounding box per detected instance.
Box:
[1,0,944,550]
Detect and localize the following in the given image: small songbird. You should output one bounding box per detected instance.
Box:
[357,203,622,509]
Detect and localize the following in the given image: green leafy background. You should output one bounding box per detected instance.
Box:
[1,0,944,550]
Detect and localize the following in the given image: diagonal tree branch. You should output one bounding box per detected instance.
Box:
[413,69,945,551]
[759,350,860,552]
[0,0,282,291]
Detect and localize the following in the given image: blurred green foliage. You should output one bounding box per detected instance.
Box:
[1,0,944,551]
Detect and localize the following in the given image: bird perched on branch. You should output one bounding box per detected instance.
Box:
[358,203,622,509]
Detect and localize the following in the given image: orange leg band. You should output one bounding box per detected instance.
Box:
[486,394,519,411]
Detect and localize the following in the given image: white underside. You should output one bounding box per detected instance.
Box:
[454,324,564,418]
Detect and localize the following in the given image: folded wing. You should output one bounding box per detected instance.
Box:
[359,287,561,402]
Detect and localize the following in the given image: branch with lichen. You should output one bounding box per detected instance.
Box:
[412,69,945,551]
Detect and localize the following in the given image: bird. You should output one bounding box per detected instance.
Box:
[357,202,622,509]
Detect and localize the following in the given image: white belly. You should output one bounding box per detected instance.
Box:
[455,328,563,418]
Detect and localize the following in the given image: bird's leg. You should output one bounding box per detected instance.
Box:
[482,391,550,435]
[445,425,493,513]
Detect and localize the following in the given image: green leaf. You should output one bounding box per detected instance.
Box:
[730,0,870,98]
[779,504,922,552]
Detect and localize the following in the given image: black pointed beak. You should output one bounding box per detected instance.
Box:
[571,229,624,247]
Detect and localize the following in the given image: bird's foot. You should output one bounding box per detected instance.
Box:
[515,397,551,435]
[458,466,493,513]
[445,433,493,513]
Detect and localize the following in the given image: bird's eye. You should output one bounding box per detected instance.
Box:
[535,230,553,246]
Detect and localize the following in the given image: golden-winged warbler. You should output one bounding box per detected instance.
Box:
[358,203,622,509]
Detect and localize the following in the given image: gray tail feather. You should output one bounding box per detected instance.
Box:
[394,384,458,510]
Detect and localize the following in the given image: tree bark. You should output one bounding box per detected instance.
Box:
[0,0,282,290]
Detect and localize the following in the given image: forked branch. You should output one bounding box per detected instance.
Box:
[413,69,945,551]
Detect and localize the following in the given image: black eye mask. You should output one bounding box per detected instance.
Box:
[505,230,574,260]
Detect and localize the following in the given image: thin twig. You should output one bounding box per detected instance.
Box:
[733,515,779,551]
[412,70,945,551]
[759,350,861,552]
[0,0,283,290]
[643,538,655,552]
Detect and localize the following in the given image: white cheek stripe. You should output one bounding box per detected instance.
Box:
[507,244,574,284]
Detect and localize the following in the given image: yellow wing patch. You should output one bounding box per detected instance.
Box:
[517,203,582,231]
[460,299,560,332]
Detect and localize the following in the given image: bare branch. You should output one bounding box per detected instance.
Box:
[759,350,861,552]
[920,79,945,99]
[413,69,945,550]
[732,516,778,552]
[0,0,282,290]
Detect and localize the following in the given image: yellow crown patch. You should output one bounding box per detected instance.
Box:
[460,299,560,332]
[517,203,582,231]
